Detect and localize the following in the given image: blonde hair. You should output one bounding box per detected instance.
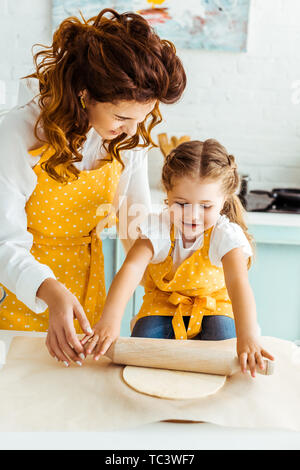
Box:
[162,139,254,268]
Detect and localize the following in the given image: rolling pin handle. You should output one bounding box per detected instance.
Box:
[264,359,275,376]
[232,357,275,376]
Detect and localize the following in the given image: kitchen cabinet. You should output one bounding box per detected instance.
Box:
[247,217,300,342]
[102,211,300,342]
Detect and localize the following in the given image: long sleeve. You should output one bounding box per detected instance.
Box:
[115,147,152,255]
[0,110,56,313]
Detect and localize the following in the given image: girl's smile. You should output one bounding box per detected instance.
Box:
[182,221,201,229]
[167,175,226,244]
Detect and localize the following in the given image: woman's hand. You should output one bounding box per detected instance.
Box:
[82,317,121,360]
[37,278,93,366]
[237,335,275,377]
[81,237,153,360]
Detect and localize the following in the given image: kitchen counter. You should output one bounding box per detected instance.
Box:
[0,329,300,450]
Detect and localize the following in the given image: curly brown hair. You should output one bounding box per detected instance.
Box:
[25,8,186,183]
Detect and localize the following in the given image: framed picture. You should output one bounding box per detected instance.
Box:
[52,0,251,52]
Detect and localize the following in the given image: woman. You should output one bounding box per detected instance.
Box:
[0,8,186,366]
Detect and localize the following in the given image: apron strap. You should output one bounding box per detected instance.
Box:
[167,224,176,256]
[82,228,104,324]
[28,144,50,161]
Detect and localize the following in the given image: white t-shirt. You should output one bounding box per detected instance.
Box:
[138,210,253,271]
[0,93,151,313]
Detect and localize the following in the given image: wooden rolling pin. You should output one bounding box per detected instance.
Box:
[105,337,275,376]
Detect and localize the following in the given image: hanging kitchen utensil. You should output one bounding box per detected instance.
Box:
[157,133,190,158]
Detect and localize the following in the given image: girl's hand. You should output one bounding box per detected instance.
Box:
[37,278,93,366]
[237,335,275,377]
[83,317,121,360]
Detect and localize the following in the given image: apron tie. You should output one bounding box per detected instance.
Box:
[28,227,103,327]
[168,291,216,340]
[82,228,104,325]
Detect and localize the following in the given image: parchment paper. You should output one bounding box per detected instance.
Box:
[0,340,5,365]
[0,336,299,432]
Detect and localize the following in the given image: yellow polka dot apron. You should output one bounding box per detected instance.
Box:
[0,145,122,332]
[131,225,234,340]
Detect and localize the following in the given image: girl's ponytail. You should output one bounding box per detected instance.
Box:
[221,194,255,268]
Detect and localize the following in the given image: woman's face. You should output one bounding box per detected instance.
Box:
[167,176,226,243]
[84,96,156,140]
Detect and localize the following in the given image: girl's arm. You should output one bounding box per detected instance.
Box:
[222,247,274,377]
[83,236,154,359]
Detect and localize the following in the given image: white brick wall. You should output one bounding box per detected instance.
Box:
[0,0,51,109]
[0,0,300,189]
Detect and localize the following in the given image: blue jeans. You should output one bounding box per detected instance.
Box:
[131,315,236,341]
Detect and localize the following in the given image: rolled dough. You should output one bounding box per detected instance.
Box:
[122,366,226,400]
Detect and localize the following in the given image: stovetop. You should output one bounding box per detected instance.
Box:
[239,190,300,214]
[248,202,300,214]
[238,181,300,214]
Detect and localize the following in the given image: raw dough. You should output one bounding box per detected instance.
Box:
[2,336,300,432]
[122,366,226,400]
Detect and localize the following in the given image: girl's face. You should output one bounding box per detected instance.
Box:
[167,176,226,242]
[84,96,156,140]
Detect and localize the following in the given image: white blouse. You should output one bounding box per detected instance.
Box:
[138,210,253,272]
[0,97,151,313]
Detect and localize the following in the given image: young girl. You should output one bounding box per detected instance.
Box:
[83,139,274,377]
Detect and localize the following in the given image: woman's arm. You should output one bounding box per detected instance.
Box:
[0,113,56,313]
[84,236,154,359]
[0,111,91,365]
[222,247,274,377]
